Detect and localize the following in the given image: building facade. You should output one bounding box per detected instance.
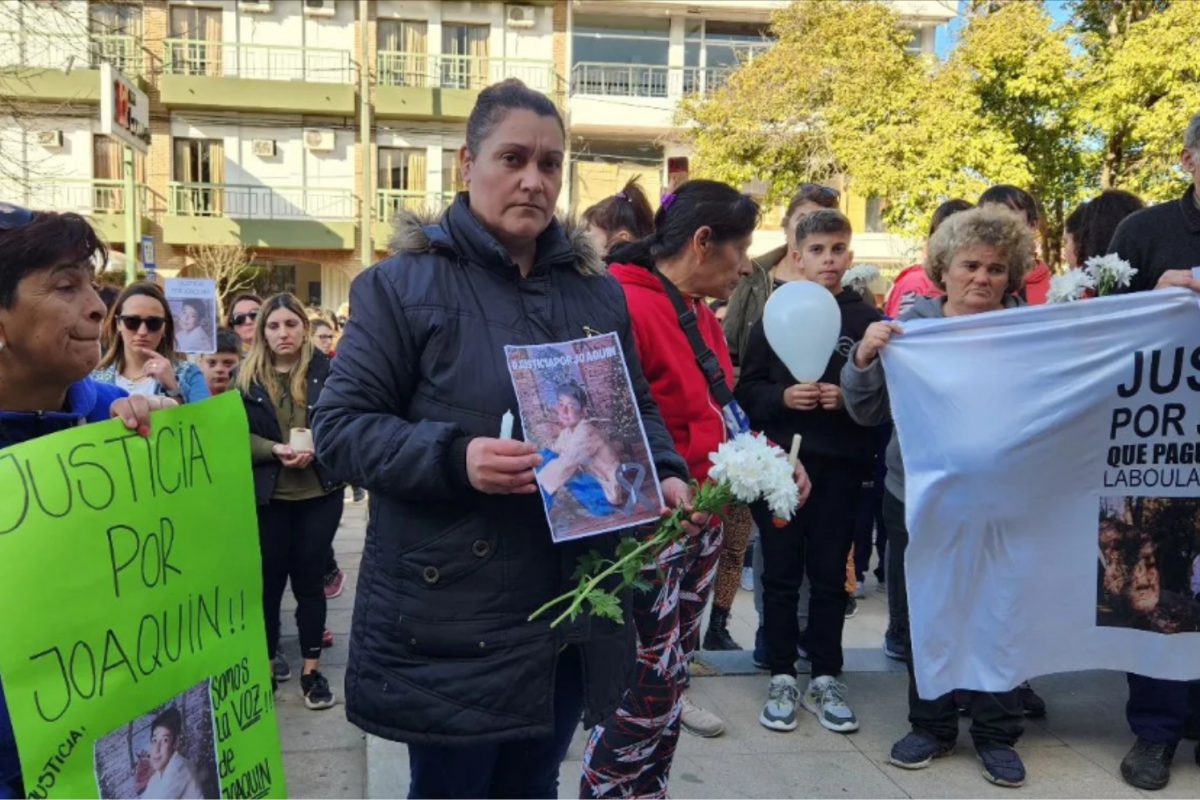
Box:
[0,0,954,311]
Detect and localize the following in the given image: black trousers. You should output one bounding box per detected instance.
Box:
[257,491,344,660]
[882,491,1023,747]
[853,478,887,582]
[407,647,583,799]
[755,452,863,678]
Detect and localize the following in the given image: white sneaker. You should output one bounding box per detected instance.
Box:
[740,566,755,592]
[802,675,859,733]
[759,674,799,731]
[680,694,725,738]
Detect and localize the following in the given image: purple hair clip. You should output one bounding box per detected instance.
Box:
[660,192,677,212]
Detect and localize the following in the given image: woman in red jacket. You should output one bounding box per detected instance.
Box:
[581,180,811,798]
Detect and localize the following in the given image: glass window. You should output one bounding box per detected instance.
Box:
[441,150,464,195]
[378,148,426,192]
[572,16,669,66]
[442,23,489,88]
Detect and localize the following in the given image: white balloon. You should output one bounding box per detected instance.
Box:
[762,281,841,382]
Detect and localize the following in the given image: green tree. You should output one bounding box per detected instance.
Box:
[679,0,1199,268]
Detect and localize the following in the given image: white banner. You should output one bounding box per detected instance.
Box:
[883,290,1200,699]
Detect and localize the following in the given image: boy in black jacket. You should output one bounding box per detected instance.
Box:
[735,209,881,736]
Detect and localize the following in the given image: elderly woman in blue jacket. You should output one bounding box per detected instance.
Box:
[312,79,691,800]
[0,206,174,799]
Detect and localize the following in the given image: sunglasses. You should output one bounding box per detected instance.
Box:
[0,202,34,231]
[231,311,259,326]
[118,314,166,333]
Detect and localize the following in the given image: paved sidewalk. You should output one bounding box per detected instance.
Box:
[281,503,1200,798]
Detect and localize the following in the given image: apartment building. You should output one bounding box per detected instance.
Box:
[0,0,953,311]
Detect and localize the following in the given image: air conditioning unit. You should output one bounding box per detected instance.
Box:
[303,0,335,17]
[252,138,277,157]
[239,0,272,12]
[304,129,335,152]
[506,5,536,28]
[36,130,64,148]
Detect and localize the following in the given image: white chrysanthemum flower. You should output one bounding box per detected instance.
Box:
[708,433,800,520]
[1083,254,1137,295]
[1047,269,1095,303]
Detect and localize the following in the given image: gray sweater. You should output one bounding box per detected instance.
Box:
[841,295,1021,501]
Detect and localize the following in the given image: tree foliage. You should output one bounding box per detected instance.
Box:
[183,243,258,314]
[679,0,1200,267]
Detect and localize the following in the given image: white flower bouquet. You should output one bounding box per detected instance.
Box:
[1048,254,1138,303]
[529,433,799,627]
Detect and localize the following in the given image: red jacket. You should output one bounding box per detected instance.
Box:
[610,262,732,483]
[1023,261,1051,305]
[884,264,941,319]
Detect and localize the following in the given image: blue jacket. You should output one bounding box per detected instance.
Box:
[0,379,127,798]
[312,197,687,747]
[91,359,209,404]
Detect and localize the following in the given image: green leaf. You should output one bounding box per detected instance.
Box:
[587,591,624,624]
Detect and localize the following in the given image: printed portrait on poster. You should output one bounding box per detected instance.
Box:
[94,679,221,800]
[506,333,663,542]
[165,279,218,355]
[1097,496,1200,635]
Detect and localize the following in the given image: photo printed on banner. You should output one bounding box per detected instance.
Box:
[165,278,218,355]
[506,332,663,543]
[94,679,220,800]
[1097,496,1200,635]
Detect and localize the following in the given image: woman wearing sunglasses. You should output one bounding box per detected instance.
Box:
[92,282,210,404]
[227,293,263,355]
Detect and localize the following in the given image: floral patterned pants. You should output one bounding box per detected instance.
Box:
[580,522,723,799]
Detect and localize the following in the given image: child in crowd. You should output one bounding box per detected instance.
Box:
[735,209,881,735]
[199,328,242,396]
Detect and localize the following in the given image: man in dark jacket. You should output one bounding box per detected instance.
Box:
[311,199,688,788]
[1106,110,1200,792]
[736,210,881,737]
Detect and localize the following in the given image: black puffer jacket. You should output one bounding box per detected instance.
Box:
[243,349,342,506]
[312,195,688,746]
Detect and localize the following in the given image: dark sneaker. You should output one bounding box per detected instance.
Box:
[1120,737,1176,790]
[322,628,334,649]
[889,731,955,769]
[324,568,346,599]
[844,597,858,619]
[978,744,1026,787]
[300,670,336,710]
[352,486,366,502]
[272,655,291,683]
[883,638,909,661]
[1018,681,1046,718]
[753,626,768,669]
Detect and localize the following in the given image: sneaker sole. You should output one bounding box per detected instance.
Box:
[304,695,337,711]
[680,721,725,738]
[801,694,859,733]
[883,648,907,661]
[888,746,954,771]
[759,712,798,732]
[980,763,1025,788]
[1119,764,1169,791]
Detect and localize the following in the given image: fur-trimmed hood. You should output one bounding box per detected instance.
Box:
[388,194,604,277]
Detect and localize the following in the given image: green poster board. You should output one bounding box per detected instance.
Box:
[0,392,284,799]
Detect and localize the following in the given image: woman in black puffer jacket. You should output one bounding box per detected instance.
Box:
[312,80,688,799]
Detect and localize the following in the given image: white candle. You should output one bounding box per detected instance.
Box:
[289,427,314,453]
[788,434,802,466]
[499,409,514,440]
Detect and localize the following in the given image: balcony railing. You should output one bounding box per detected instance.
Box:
[168,182,357,221]
[377,52,557,94]
[376,189,455,223]
[570,62,736,99]
[164,40,353,83]
[0,178,149,216]
[0,30,143,75]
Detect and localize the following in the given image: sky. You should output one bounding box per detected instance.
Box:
[934,0,1075,59]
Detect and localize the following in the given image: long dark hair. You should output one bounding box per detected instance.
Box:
[608,180,760,268]
[581,177,655,244]
[98,281,177,370]
[1078,189,1144,264]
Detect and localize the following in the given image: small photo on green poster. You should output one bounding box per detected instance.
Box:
[93,679,219,799]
